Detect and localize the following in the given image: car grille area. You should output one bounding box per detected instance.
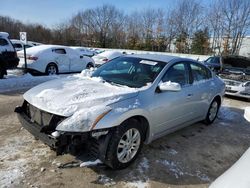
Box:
[23,101,65,133]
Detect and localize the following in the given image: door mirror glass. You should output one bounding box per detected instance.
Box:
[158,81,181,92]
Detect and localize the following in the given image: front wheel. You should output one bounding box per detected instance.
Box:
[204,99,220,125]
[104,119,143,169]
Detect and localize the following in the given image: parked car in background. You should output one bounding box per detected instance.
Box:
[71,46,95,57]
[93,51,122,66]
[0,32,19,78]
[15,54,225,169]
[203,56,222,72]
[17,45,95,75]
[11,39,35,51]
[218,55,250,100]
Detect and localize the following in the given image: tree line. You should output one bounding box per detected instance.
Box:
[0,0,249,56]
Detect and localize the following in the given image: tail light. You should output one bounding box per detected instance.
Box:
[27,56,38,61]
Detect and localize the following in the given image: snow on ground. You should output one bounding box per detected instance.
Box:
[125,180,150,188]
[210,147,250,188]
[79,159,102,167]
[0,70,67,93]
[244,107,250,122]
[156,159,210,181]
[0,131,51,187]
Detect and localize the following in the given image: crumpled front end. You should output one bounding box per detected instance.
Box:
[15,101,111,156]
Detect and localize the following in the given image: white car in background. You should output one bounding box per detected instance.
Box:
[17,45,95,75]
[93,51,122,66]
[71,46,95,57]
[11,39,35,51]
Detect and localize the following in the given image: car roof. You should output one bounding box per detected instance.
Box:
[126,53,182,63]
[0,32,9,38]
[97,51,122,57]
[20,44,70,54]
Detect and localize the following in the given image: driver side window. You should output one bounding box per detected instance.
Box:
[162,63,188,86]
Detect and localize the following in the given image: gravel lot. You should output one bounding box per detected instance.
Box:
[0,91,249,188]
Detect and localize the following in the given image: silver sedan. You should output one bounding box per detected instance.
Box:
[15,54,225,169]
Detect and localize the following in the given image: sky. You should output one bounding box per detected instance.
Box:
[0,0,202,28]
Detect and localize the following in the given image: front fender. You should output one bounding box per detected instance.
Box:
[94,107,151,130]
[93,96,151,131]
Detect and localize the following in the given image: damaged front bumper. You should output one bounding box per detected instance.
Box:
[14,102,112,158]
[15,105,70,154]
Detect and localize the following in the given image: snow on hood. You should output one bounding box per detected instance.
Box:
[23,75,139,117]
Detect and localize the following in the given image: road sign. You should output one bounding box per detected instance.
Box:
[20,32,27,44]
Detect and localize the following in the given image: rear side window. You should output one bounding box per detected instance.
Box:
[13,43,22,48]
[0,38,9,46]
[53,48,66,54]
[162,63,189,86]
[205,57,220,64]
[190,63,212,82]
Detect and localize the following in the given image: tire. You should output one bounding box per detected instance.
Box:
[0,68,4,79]
[46,64,58,75]
[86,63,94,69]
[104,119,143,169]
[204,98,220,125]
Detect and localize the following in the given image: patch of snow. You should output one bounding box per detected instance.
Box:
[158,160,184,178]
[0,72,63,93]
[57,105,112,132]
[210,147,250,188]
[244,107,250,122]
[125,180,150,188]
[169,149,178,155]
[79,159,102,167]
[95,175,116,186]
[138,157,149,174]
[0,134,50,187]
[157,160,210,181]
[24,75,137,117]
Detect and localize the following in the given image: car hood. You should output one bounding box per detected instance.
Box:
[23,75,139,117]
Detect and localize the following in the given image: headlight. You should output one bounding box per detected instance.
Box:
[243,82,250,87]
[56,107,112,132]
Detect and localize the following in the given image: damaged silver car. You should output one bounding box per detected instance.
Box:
[15,54,225,169]
[218,56,250,100]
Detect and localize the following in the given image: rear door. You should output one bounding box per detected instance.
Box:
[67,48,86,72]
[188,62,214,118]
[53,48,70,72]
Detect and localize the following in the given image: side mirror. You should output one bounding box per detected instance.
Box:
[158,81,181,92]
[80,55,83,59]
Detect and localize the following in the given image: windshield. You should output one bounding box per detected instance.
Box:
[92,56,166,88]
[205,57,220,64]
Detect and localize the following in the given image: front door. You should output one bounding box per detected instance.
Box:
[150,62,197,135]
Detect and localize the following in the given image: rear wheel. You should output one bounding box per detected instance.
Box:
[86,63,94,69]
[46,64,58,75]
[0,66,6,79]
[104,119,143,169]
[204,99,220,125]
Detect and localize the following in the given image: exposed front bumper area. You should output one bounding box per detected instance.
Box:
[15,105,69,154]
[15,102,112,158]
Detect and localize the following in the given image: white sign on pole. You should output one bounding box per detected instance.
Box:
[20,32,27,44]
